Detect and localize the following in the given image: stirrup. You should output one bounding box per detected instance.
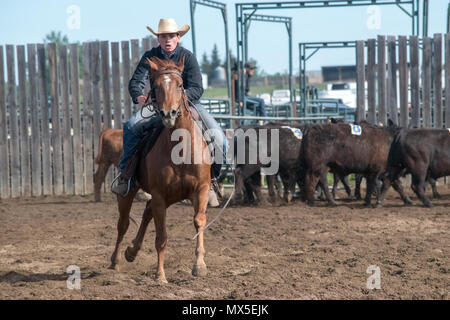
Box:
[111,172,132,197]
[211,177,222,200]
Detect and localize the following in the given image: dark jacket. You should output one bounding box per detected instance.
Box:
[128,45,203,105]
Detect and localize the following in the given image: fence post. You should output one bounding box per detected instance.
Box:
[82,42,94,194]
[111,42,122,129]
[17,45,31,196]
[367,39,376,124]
[446,34,450,128]
[433,34,443,129]
[59,45,74,195]
[7,45,21,197]
[70,43,83,195]
[422,37,432,128]
[122,41,132,121]
[91,41,102,166]
[27,44,42,196]
[409,36,420,128]
[49,43,64,195]
[101,41,112,129]
[37,44,52,195]
[387,36,398,125]
[0,45,8,198]
[377,35,387,126]
[356,40,365,122]
[398,36,409,128]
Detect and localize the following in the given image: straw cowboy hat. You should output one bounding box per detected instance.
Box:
[147,18,190,37]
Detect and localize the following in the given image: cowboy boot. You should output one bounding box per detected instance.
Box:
[111,174,134,197]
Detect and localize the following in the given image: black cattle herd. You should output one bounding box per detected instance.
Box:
[230,119,450,208]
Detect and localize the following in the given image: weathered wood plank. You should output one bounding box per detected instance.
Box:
[17,45,31,196]
[409,36,420,128]
[387,36,398,125]
[90,42,102,166]
[111,42,122,129]
[27,44,42,196]
[59,45,74,194]
[82,42,94,194]
[0,45,9,198]
[398,36,409,128]
[355,41,365,122]
[367,39,376,124]
[48,42,63,195]
[6,45,20,197]
[121,41,132,121]
[445,34,450,128]
[377,35,387,126]
[70,43,83,195]
[101,41,112,129]
[433,34,443,128]
[422,37,432,128]
[37,44,52,195]
[100,41,113,191]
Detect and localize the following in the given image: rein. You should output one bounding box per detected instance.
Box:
[142,69,189,118]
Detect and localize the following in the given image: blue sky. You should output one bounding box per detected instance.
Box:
[0,0,448,74]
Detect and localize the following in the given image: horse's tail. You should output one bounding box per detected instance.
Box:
[95,130,106,164]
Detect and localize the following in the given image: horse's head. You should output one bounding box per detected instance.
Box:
[146,56,186,128]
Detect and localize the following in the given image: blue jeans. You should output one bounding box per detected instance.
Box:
[245,96,266,117]
[120,104,228,177]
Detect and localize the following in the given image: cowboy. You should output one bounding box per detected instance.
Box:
[111,18,228,201]
[233,62,266,117]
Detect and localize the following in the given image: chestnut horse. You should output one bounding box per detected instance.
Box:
[108,56,211,283]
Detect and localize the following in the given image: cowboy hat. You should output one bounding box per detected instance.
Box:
[147,18,190,37]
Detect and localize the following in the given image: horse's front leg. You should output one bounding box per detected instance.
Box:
[152,196,169,283]
[191,183,209,277]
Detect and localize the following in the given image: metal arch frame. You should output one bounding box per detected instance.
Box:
[243,13,293,114]
[447,2,450,34]
[235,0,420,117]
[190,0,232,101]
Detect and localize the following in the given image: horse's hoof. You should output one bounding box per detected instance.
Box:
[192,264,208,277]
[155,275,168,284]
[108,264,120,272]
[424,202,434,208]
[124,247,136,263]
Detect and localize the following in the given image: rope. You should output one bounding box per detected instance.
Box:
[192,183,235,240]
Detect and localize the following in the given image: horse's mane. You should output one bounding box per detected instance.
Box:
[147,57,183,76]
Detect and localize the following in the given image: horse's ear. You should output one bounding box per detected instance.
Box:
[145,57,159,71]
[176,55,186,73]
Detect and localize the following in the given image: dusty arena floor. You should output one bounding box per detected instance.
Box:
[0,187,449,300]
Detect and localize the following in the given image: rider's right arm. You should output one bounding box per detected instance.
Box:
[128,52,151,105]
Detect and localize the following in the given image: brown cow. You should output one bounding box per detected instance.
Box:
[94,129,123,202]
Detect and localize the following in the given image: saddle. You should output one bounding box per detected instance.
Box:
[121,105,220,183]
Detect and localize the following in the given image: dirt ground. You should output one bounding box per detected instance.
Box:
[0,185,449,300]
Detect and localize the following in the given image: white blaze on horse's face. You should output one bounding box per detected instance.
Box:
[164,75,171,91]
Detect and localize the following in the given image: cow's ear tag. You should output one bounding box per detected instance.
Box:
[350,124,362,136]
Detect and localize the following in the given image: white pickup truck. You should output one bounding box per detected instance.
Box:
[319,82,356,109]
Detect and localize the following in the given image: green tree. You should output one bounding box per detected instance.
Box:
[210,44,221,74]
[44,31,69,46]
[200,52,211,82]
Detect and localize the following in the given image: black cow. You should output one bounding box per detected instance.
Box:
[379,128,450,207]
[299,121,413,206]
[233,122,306,205]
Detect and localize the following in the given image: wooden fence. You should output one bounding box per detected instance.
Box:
[355,33,450,129]
[0,38,159,198]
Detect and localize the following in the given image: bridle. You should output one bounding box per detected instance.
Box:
[142,69,190,119]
